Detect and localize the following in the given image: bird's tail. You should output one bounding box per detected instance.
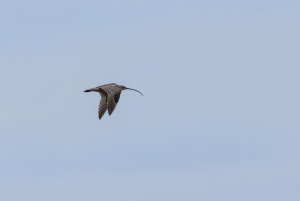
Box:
[84,87,98,92]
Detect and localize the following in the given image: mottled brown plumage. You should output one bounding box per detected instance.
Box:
[84,83,143,119]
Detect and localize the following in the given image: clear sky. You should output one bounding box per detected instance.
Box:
[1,0,300,200]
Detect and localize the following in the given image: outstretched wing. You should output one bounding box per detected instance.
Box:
[98,94,107,119]
[107,92,121,115]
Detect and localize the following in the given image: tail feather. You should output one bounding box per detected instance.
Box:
[84,87,99,92]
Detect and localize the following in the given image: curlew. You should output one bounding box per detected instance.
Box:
[84,83,143,119]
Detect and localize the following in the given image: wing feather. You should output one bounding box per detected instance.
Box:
[114,92,121,104]
[98,96,107,119]
[107,92,121,115]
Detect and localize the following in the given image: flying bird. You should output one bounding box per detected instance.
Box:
[84,83,143,119]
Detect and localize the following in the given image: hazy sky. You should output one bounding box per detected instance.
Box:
[1,1,300,201]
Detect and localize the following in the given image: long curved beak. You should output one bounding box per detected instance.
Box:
[125,87,143,96]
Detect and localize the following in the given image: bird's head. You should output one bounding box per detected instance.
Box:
[119,85,127,90]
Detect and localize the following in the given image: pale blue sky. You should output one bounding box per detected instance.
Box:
[1,1,300,201]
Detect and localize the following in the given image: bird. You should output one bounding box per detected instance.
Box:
[84,83,143,119]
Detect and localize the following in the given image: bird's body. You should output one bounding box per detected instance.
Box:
[84,83,143,119]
